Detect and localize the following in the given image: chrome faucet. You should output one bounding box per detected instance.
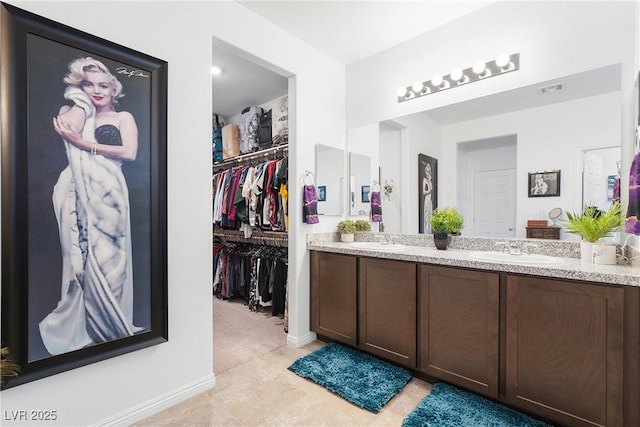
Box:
[377,234,398,245]
[495,241,536,255]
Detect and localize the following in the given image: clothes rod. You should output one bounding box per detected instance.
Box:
[213,144,288,170]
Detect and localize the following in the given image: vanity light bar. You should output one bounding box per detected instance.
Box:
[396,53,520,103]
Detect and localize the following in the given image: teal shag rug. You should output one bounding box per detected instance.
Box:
[288,342,412,413]
[402,383,553,427]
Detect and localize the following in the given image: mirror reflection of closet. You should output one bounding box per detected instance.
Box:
[349,152,371,216]
[581,145,621,212]
[315,144,345,216]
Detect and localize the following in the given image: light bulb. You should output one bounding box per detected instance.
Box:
[431,74,443,87]
[396,86,408,98]
[496,53,510,68]
[472,61,486,75]
[412,81,424,94]
[496,53,513,71]
[211,65,222,75]
[450,68,464,82]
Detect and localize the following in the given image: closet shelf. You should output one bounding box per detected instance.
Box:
[213,144,288,172]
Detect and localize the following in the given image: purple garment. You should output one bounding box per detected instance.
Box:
[303,185,319,224]
[626,151,640,235]
[370,191,382,222]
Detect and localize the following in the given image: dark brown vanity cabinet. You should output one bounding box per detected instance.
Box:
[505,275,625,427]
[310,250,639,426]
[358,257,417,368]
[310,251,357,346]
[418,265,500,398]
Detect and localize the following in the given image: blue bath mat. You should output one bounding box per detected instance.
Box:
[402,383,553,427]
[288,342,412,413]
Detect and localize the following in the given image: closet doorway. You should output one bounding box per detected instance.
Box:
[212,37,292,374]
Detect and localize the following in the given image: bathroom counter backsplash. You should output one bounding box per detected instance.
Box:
[307,232,640,287]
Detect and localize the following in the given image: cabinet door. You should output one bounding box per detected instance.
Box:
[310,251,357,346]
[358,257,416,368]
[506,275,623,427]
[418,265,500,398]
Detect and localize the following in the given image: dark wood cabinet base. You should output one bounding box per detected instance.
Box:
[309,251,639,426]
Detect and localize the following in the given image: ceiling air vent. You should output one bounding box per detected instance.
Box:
[540,83,565,94]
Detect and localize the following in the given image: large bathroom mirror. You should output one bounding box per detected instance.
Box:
[315,144,345,216]
[348,64,623,240]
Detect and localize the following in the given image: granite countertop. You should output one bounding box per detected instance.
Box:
[307,240,640,287]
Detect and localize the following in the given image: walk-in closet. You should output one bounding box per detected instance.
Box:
[211,38,291,373]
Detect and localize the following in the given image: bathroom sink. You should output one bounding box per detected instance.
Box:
[347,242,408,252]
[468,251,564,265]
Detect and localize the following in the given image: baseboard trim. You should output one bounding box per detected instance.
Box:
[95,373,216,426]
[287,331,316,348]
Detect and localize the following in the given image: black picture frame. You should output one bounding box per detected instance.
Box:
[361,185,370,203]
[528,170,561,197]
[1,3,168,389]
[418,154,438,234]
[317,186,326,202]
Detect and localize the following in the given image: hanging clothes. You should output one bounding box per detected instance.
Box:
[213,242,288,317]
[213,156,289,234]
[625,150,640,235]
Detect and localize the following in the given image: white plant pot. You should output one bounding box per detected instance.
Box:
[340,233,354,243]
[592,243,617,265]
[580,241,593,263]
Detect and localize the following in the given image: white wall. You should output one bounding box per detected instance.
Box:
[346,0,638,246]
[346,123,378,218]
[346,1,636,128]
[389,113,442,234]
[379,122,402,232]
[1,1,345,425]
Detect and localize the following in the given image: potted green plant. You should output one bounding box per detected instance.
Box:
[563,201,621,263]
[354,219,371,232]
[430,207,464,250]
[1,346,20,388]
[337,219,357,243]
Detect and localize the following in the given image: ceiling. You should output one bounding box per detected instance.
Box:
[237,1,495,65]
[213,0,494,119]
[212,38,289,119]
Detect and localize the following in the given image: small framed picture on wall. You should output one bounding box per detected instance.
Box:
[361,185,370,203]
[528,170,561,197]
[317,186,326,202]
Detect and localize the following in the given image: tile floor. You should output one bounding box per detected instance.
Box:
[134,298,433,426]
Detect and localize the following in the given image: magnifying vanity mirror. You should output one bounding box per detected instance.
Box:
[549,207,563,227]
[346,63,623,241]
[315,144,345,216]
